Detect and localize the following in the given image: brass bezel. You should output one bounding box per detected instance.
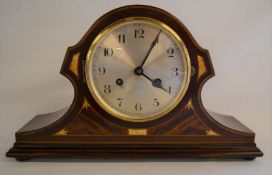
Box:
[85,17,191,122]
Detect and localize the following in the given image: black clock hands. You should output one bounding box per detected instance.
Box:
[134,29,167,93]
[139,29,162,68]
[134,67,167,92]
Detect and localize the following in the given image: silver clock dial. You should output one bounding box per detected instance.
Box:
[86,18,190,122]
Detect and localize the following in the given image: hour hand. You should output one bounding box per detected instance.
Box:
[142,73,167,92]
[134,67,168,93]
[152,78,167,92]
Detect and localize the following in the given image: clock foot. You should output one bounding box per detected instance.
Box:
[16,157,30,161]
[244,157,256,161]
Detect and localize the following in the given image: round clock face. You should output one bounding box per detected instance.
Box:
[85,17,191,122]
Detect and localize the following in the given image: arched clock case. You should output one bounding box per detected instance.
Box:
[6,5,263,161]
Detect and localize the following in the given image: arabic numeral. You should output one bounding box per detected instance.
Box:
[98,66,106,75]
[153,98,160,107]
[167,48,174,57]
[117,98,124,107]
[118,34,125,43]
[135,103,142,111]
[104,48,113,56]
[104,85,111,94]
[134,29,144,38]
[172,67,179,76]
[168,86,172,94]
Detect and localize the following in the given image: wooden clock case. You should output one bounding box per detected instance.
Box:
[6,5,263,161]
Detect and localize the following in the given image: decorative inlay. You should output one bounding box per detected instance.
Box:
[82,97,90,110]
[128,129,147,136]
[197,55,207,80]
[205,129,220,136]
[54,129,69,136]
[186,98,194,110]
[69,52,80,78]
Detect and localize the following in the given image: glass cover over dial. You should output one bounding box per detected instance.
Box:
[85,17,191,122]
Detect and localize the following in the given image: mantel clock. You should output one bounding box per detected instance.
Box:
[6,5,263,161]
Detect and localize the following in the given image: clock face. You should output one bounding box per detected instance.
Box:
[85,17,191,122]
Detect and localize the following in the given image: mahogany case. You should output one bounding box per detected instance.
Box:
[6,5,263,161]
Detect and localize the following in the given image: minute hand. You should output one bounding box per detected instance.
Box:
[139,29,162,68]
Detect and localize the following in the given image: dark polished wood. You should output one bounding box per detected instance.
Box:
[6,5,263,161]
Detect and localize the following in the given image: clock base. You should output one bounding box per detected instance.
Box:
[6,107,263,161]
[7,143,262,161]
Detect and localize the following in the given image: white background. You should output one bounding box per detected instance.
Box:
[0,0,271,175]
